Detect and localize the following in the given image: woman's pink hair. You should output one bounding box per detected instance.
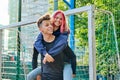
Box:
[52,10,69,33]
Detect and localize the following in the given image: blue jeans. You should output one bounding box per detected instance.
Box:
[63,63,72,80]
[27,67,41,80]
[27,64,72,80]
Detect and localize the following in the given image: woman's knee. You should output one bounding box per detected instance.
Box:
[27,73,32,80]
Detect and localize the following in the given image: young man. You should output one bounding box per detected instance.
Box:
[30,14,68,80]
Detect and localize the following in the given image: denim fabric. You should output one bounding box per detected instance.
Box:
[63,64,72,80]
[27,64,73,80]
[27,67,41,80]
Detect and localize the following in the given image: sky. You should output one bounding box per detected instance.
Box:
[0,0,9,25]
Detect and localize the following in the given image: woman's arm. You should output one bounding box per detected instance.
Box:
[34,32,68,56]
[34,33,47,56]
[48,33,68,56]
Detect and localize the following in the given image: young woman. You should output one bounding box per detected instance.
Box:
[28,10,76,80]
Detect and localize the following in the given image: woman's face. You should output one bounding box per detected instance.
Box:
[54,13,63,27]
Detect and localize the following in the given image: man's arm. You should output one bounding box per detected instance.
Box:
[63,45,76,76]
[32,47,39,69]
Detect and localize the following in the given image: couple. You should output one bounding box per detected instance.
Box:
[27,10,76,80]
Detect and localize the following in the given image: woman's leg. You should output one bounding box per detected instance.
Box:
[63,63,72,80]
[27,67,41,80]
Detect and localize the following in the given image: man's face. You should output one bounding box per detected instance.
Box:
[40,20,53,34]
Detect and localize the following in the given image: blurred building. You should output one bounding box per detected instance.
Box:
[0,24,2,27]
[21,0,49,60]
[8,0,18,24]
[22,0,49,21]
[1,1,49,79]
[7,0,49,58]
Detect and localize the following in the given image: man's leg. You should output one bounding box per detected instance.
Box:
[63,63,72,80]
[27,67,41,80]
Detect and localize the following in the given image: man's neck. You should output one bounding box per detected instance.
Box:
[43,34,55,42]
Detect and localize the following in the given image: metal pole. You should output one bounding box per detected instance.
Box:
[63,0,75,51]
[0,30,2,80]
[88,5,96,80]
[69,0,75,51]
[54,0,58,11]
[16,0,21,80]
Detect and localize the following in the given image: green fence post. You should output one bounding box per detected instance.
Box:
[0,30,2,80]
[16,0,21,80]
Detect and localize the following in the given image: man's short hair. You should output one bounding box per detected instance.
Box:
[37,13,51,28]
